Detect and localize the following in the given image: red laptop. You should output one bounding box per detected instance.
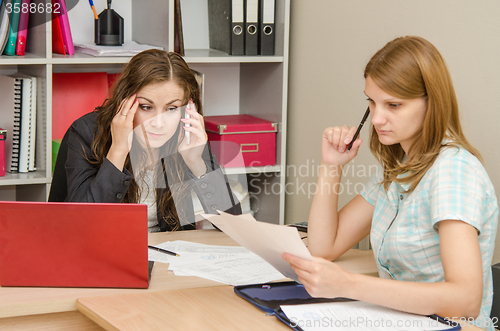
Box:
[0,201,149,288]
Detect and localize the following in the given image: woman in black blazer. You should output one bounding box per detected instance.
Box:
[64,49,241,231]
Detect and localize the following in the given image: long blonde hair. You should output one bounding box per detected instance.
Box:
[365,36,481,192]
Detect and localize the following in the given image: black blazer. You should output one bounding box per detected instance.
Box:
[65,112,241,231]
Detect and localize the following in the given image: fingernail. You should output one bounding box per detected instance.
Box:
[339,147,345,153]
[344,138,351,144]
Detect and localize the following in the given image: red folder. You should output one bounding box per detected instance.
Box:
[107,73,121,96]
[0,201,149,288]
[52,0,66,55]
[52,72,109,140]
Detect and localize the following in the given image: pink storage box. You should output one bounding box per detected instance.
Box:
[204,115,278,168]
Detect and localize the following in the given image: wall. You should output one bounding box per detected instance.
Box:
[286,0,500,263]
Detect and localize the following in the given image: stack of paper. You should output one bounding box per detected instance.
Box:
[74,41,163,57]
[148,240,285,286]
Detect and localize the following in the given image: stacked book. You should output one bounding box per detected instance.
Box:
[0,73,37,173]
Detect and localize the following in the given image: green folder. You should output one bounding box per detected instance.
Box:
[3,0,21,56]
[52,139,62,172]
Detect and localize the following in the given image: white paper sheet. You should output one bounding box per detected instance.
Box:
[148,240,250,263]
[74,41,163,57]
[201,211,313,281]
[148,240,285,285]
[168,252,285,285]
[280,301,454,331]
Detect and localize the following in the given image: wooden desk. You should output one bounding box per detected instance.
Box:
[76,286,486,331]
[0,230,240,330]
[4,229,480,331]
[77,286,291,331]
[0,229,377,330]
[0,230,236,319]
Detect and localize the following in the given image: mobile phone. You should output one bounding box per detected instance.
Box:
[184,107,191,145]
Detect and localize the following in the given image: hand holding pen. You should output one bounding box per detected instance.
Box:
[346,106,370,154]
[321,106,370,166]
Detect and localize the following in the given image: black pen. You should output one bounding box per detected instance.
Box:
[346,106,370,154]
[148,245,180,257]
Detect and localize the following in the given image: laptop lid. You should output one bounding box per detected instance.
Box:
[0,201,149,289]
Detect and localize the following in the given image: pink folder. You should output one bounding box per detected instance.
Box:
[15,0,30,56]
[56,0,74,55]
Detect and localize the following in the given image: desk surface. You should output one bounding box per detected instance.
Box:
[77,286,291,331]
[1,229,482,331]
[0,229,377,319]
[76,286,486,331]
[0,230,234,318]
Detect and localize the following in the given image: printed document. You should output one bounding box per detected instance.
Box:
[201,211,313,282]
[148,240,285,285]
[148,240,249,264]
[168,252,285,286]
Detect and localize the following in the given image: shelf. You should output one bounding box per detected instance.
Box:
[183,49,284,63]
[0,54,48,65]
[50,53,132,65]
[0,47,284,67]
[48,49,283,65]
[0,171,50,186]
[222,165,282,175]
[0,0,290,225]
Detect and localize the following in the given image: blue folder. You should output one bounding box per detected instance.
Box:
[234,281,461,331]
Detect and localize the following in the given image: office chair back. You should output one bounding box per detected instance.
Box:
[491,263,500,323]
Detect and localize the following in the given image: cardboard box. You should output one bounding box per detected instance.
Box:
[204,115,278,168]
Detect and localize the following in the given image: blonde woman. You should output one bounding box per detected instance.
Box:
[283,36,498,330]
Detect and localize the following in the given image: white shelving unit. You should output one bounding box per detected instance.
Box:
[0,0,290,225]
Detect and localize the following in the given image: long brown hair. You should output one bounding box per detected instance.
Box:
[91,50,203,230]
[365,36,481,192]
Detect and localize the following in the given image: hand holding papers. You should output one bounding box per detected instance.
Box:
[202,211,313,282]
